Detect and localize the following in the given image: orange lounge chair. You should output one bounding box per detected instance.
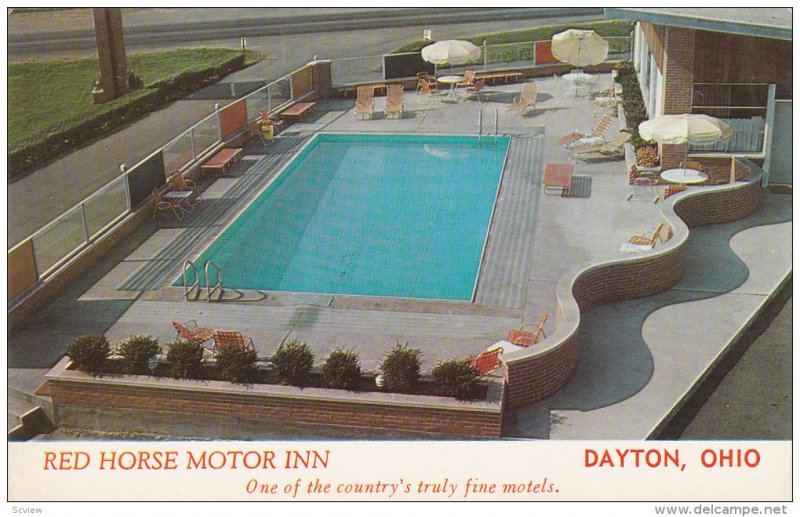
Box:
[468,348,503,375]
[628,221,672,247]
[212,330,255,353]
[569,131,631,161]
[417,79,439,100]
[507,314,548,347]
[559,113,614,147]
[384,83,404,118]
[172,320,214,345]
[507,82,537,114]
[355,85,375,120]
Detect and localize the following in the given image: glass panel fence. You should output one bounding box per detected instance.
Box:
[162,131,194,173]
[268,77,292,111]
[192,115,220,158]
[245,87,270,120]
[32,205,86,276]
[83,175,129,239]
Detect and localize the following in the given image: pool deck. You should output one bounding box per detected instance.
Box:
[9,74,792,439]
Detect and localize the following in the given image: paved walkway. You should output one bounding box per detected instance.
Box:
[8,76,792,440]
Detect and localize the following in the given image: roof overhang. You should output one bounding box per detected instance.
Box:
[605,8,792,41]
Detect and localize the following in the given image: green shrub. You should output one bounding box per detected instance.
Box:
[432,360,480,400]
[322,348,362,390]
[117,335,161,375]
[380,342,422,393]
[216,346,259,384]
[65,334,111,374]
[270,338,314,386]
[127,70,144,90]
[166,340,205,379]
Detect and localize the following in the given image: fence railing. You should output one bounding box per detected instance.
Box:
[331,36,631,87]
[9,64,314,303]
[690,117,766,154]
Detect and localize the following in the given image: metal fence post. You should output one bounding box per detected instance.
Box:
[215,103,222,143]
[80,203,91,244]
[483,40,488,70]
[121,164,131,213]
[190,128,197,160]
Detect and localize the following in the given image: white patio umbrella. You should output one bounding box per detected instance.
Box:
[639,113,732,171]
[421,39,482,66]
[551,29,609,67]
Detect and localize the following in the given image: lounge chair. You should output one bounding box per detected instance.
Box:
[467,348,503,375]
[506,314,547,347]
[212,330,255,353]
[543,163,573,196]
[355,85,375,120]
[570,132,631,161]
[465,79,485,102]
[507,82,537,114]
[384,83,404,118]
[152,188,186,221]
[172,320,214,345]
[628,221,672,247]
[558,113,614,147]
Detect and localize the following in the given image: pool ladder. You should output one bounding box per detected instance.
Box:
[477,108,500,146]
[182,259,223,302]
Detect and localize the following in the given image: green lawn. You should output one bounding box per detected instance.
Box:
[8,48,254,153]
[394,19,634,61]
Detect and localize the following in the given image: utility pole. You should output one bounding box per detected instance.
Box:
[92,7,128,103]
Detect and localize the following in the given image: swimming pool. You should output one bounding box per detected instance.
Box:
[185,133,510,301]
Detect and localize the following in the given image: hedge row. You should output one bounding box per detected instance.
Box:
[9,53,246,177]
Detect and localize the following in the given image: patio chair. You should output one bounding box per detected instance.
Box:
[663,184,687,199]
[569,132,631,161]
[558,113,614,147]
[384,83,404,118]
[627,171,660,204]
[248,119,269,147]
[464,79,485,102]
[467,348,503,375]
[259,108,283,133]
[355,85,375,120]
[152,188,185,221]
[507,82,537,114]
[459,70,477,87]
[417,78,439,101]
[212,330,255,353]
[416,71,436,90]
[168,171,199,195]
[172,319,214,345]
[506,313,547,347]
[628,221,672,247]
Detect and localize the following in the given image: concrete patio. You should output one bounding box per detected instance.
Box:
[8,73,792,439]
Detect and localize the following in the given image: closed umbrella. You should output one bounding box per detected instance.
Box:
[551,29,609,67]
[639,114,732,173]
[421,39,482,66]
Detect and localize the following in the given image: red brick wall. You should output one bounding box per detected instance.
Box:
[641,23,666,72]
[661,26,697,169]
[504,339,579,406]
[673,169,762,228]
[49,376,503,439]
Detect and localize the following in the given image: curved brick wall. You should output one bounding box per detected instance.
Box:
[504,159,763,408]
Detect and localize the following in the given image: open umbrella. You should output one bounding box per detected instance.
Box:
[639,113,732,171]
[421,39,482,66]
[551,29,609,67]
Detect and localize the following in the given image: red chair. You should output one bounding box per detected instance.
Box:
[507,313,548,347]
[466,79,485,102]
[172,320,214,345]
[468,348,503,375]
[212,330,255,354]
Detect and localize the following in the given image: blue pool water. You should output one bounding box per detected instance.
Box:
[186,133,510,300]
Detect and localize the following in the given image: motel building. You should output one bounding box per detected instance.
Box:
[605,8,792,186]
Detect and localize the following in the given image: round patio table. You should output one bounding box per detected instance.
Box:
[660,168,708,184]
[437,75,466,100]
[562,71,598,97]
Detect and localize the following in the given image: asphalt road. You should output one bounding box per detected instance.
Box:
[8,8,605,246]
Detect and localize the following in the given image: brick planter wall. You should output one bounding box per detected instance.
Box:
[503,159,763,408]
[46,358,504,439]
